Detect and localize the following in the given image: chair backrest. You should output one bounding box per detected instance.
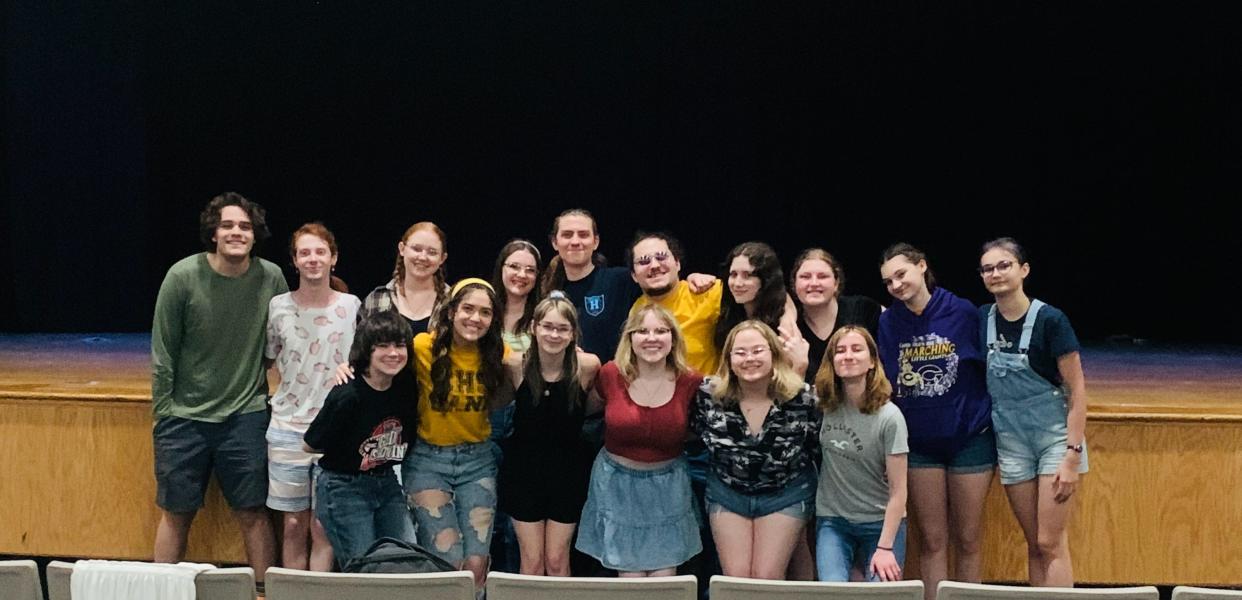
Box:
[710,575,924,600]
[45,561,252,600]
[486,572,698,600]
[264,566,475,600]
[0,560,41,600]
[1173,587,1242,600]
[937,582,1160,600]
[194,567,255,600]
[46,561,73,600]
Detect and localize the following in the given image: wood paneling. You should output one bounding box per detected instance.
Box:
[0,398,245,562]
[1,335,1240,583]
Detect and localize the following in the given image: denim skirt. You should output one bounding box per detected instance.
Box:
[575,450,702,572]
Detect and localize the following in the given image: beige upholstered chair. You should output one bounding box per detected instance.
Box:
[264,566,475,600]
[45,561,75,600]
[0,560,41,600]
[937,581,1160,600]
[190,567,256,600]
[45,560,254,600]
[709,575,924,600]
[486,572,698,600]
[1172,587,1242,600]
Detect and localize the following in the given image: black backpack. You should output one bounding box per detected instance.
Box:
[342,537,457,574]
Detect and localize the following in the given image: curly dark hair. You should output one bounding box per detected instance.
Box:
[198,192,271,253]
[715,241,788,349]
[428,282,506,414]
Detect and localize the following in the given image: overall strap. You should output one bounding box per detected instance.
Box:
[1018,299,1045,353]
[986,304,999,346]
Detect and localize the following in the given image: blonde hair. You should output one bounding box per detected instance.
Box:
[710,320,804,405]
[613,304,689,382]
[814,326,892,415]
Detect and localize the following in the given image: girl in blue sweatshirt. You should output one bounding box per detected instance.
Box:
[877,243,994,600]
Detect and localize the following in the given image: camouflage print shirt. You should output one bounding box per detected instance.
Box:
[691,379,821,494]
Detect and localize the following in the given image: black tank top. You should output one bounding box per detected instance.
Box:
[402,315,431,337]
[509,377,587,450]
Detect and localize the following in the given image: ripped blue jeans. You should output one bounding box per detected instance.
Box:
[402,441,498,565]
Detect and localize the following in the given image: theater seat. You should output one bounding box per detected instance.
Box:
[710,574,924,600]
[44,560,254,600]
[937,581,1160,600]
[1173,587,1242,600]
[0,560,41,600]
[486,572,697,600]
[264,567,475,600]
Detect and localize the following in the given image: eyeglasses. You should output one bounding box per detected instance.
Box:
[730,346,769,360]
[632,326,672,337]
[978,260,1015,276]
[633,251,671,267]
[536,322,572,336]
[504,262,538,276]
[405,244,442,258]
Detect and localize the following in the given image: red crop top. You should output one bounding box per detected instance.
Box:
[597,361,703,462]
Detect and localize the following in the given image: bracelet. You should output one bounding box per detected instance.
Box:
[876,545,893,552]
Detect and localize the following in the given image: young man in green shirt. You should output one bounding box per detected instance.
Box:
[150,192,287,588]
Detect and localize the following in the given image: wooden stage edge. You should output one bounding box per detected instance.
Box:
[1,334,1241,585]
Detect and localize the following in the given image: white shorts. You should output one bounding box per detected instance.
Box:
[266,419,317,512]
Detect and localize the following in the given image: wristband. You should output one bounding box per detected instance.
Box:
[876,545,893,552]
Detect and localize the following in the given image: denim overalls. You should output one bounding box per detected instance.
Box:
[986,299,1088,485]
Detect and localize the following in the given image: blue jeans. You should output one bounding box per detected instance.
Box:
[815,516,907,582]
[314,467,416,568]
[403,441,498,564]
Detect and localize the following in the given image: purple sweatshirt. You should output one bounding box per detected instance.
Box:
[877,286,991,457]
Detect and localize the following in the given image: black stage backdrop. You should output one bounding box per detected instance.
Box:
[3,2,1239,342]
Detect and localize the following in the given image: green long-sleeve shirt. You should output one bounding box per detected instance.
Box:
[151,253,288,421]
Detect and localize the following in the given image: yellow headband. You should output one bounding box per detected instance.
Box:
[451,277,495,298]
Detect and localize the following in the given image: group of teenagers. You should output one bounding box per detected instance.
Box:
[151,194,1089,598]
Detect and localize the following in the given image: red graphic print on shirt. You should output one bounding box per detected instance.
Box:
[358,417,406,471]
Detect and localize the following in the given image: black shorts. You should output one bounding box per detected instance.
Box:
[497,445,589,524]
[153,410,268,512]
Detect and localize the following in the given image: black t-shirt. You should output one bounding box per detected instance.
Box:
[561,266,641,362]
[980,302,1080,387]
[800,295,884,384]
[304,371,418,474]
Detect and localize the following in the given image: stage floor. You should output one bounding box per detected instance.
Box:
[1,333,1239,419]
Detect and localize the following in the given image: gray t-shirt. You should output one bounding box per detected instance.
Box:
[816,401,909,523]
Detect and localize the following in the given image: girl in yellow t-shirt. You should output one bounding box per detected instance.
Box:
[403,278,516,587]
